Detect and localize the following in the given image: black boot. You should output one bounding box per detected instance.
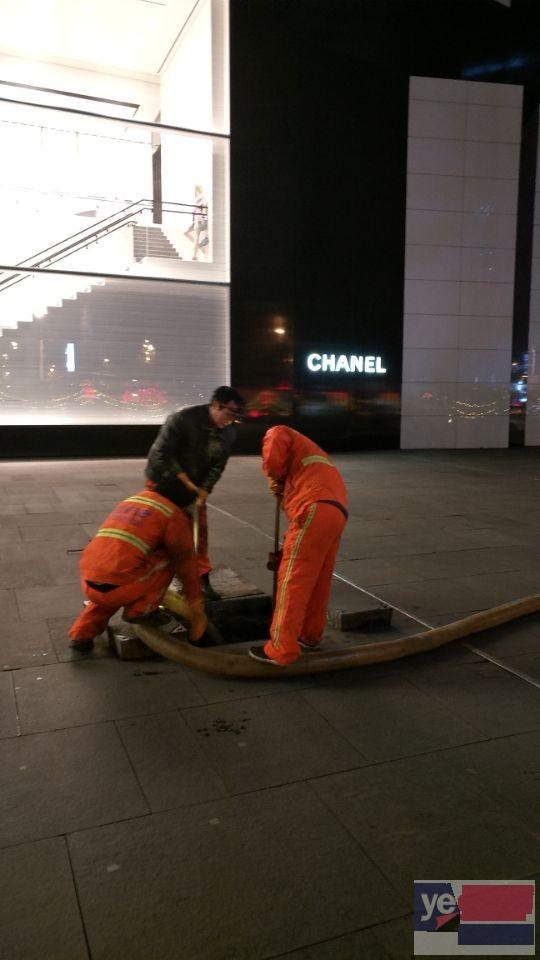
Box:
[200,573,221,601]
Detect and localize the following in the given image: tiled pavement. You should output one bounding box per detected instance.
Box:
[0,450,539,960]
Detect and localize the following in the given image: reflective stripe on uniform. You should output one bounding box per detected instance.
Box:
[96,528,150,554]
[272,503,317,650]
[301,455,333,468]
[125,495,173,517]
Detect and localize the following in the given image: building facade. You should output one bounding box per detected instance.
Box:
[1,0,540,456]
[0,0,229,455]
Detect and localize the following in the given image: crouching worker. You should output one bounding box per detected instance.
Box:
[68,477,208,652]
[249,426,348,667]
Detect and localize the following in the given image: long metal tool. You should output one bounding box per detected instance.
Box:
[272,495,281,608]
[192,503,200,554]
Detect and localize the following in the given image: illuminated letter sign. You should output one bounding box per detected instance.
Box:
[306,353,387,374]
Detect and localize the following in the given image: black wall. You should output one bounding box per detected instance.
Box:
[230,0,540,453]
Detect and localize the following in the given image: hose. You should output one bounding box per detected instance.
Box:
[136,591,540,678]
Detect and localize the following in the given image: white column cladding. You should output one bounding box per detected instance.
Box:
[401,76,523,449]
[525,108,540,445]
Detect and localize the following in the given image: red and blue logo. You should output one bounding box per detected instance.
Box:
[414,881,535,955]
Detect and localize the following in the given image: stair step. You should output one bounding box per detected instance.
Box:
[133,223,180,259]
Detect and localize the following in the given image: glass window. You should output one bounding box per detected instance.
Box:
[0,272,229,425]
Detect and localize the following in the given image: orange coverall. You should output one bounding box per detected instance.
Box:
[262,426,348,665]
[145,477,211,578]
[69,489,201,644]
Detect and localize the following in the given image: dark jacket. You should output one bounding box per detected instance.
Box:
[145,403,237,493]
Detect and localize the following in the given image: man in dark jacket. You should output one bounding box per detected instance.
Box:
[145,386,245,598]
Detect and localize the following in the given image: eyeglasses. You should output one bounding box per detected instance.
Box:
[218,403,243,423]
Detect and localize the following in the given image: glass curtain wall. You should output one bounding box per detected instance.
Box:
[0,0,229,425]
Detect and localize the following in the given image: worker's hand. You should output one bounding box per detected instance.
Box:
[267,476,284,497]
[196,488,208,507]
[266,549,283,572]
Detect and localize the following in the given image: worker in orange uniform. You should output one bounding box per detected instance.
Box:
[249,426,348,666]
[68,477,207,653]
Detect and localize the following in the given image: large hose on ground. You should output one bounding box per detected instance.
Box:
[135,591,540,678]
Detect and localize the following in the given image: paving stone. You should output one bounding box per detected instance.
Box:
[14,510,90,526]
[0,671,18,739]
[81,523,99,539]
[18,524,89,547]
[334,557,420,587]
[398,641,484,671]
[0,587,21,620]
[0,526,22,543]
[234,563,274,595]
[15,583,90,621]
[470,613,540,658]
[116,711,228,811]
[327,604,393,631]
[0,541,58,562]
[370,915,415,960]
[336,531,495,563]
[301,674,485,762]
[15,659,203,734]
[369,578,488,619]
[403,545,540,582]
[0,618,57,669]
[405,659,540,737]
[47,617,112,662]
[186,663,317,703]
[43,546,84,586]
[0,482,57,497]
[0,557,52,588]
[499,651,540,682]
[68,783,405,960]
[22,499,58,514]
[442,730,540,825]
[0,836,89,960]
[458,569,540,606]
[0,723,148,847]
[310,754,540,892]
[275,926,393,959]
[0,504,25,516]
[182,691,364,792]
[208,564,264,598]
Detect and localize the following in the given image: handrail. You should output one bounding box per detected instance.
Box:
[0,219,141,297]
[0,198,196,297]
[0,198,193,276]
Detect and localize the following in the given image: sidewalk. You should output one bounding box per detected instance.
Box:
[0,450,538,960]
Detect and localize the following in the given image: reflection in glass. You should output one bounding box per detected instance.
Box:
[0,273,228,425]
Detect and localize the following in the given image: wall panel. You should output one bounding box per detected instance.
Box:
[402,76,522,449]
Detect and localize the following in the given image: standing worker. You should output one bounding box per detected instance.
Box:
[249,426,348,666]
[145,386,245,600]
[68,479,207,652]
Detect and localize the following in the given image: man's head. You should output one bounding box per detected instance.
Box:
[209,386,245,429]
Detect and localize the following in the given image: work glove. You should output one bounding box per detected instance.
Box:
[267,476,284,497]
[266,549,283,572]
[188,598,209,644]
[196,488,208,507]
